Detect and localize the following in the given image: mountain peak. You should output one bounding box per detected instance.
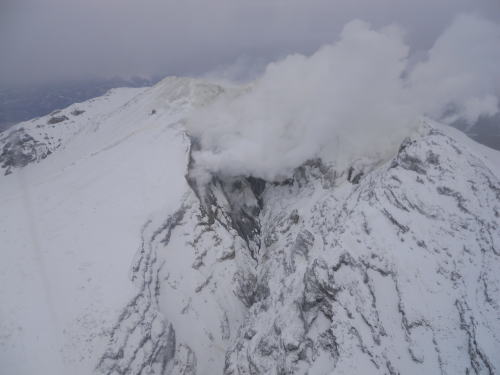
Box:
[1,78,499,375]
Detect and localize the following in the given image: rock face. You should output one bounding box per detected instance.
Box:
[98,123,500,374]
[0,128,51,174]
[223,126,499,375]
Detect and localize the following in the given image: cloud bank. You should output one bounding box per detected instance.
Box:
[187,14,500,180]
[1,0,499,86]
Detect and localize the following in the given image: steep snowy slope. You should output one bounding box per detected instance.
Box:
[0,77,228,375]
[1,77,499,375]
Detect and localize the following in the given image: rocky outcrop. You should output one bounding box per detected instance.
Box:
[0,128,51,174]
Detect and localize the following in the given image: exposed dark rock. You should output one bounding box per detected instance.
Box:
[71,109,85,116]
[47,115,68,124]
[0,129,50,174]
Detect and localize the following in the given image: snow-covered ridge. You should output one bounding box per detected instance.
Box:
[0,77,233,177]
[1,77,499,375]
[0,87,144,174]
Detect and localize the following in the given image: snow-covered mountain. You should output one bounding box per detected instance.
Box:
[1,77,499,375]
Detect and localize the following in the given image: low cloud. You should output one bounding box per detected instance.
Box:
[187,14,500,180]
[1,0,498,86]
[410,14,500,124]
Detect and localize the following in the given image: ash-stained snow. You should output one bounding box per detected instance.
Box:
[1,76,499,375]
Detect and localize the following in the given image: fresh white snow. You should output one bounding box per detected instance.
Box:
[0,79,208,374]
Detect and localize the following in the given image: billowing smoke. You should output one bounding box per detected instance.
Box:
[410,14,500,124]
[187,14,500,181]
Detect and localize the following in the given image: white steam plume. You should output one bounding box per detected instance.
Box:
[410,13,500,124]
[187,14,500,181]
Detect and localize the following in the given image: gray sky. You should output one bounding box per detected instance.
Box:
[1,0,499,87]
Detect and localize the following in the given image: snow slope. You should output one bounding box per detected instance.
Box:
[0,77,226,374]
[1,77,499,375]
